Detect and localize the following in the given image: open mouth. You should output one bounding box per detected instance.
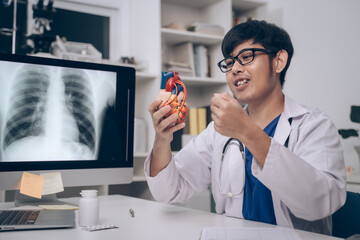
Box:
[235,79,249,87]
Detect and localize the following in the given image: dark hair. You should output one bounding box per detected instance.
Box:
[221,20,294,87]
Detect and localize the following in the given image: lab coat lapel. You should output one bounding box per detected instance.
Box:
[275,114,292,146]
[271,95,309,227]
[273,95,309,146]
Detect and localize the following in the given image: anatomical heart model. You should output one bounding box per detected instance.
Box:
[158,72,188,124]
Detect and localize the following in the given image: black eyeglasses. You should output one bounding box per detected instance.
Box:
[217,48,276,73]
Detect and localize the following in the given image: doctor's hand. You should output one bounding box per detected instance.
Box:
[148,98,185,144]
[210,93,250,139]
[211,93,271,167]
[148,99,184,177]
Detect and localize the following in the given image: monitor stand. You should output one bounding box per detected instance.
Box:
[14,191,76,207]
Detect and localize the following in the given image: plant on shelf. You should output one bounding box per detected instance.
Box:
[338,105,360,174]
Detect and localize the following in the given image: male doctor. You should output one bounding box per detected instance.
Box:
[145,20,346,235]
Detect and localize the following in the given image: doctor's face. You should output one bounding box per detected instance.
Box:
[225,40,281,106]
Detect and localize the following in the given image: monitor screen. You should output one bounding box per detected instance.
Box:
[0,53,135,192]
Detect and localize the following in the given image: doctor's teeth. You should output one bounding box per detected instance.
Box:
[236,80,248,86]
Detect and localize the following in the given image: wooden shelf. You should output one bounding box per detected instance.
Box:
[161,28,223,46]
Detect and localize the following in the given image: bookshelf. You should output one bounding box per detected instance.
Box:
[30,0,266,186]
[161,0,230,108]
[126,0,267,183]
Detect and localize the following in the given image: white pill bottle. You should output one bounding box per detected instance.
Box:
[79,190,99,226]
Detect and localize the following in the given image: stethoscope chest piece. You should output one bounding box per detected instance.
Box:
[226,192,234,198]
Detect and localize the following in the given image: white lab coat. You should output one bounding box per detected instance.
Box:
[144,95,346,235]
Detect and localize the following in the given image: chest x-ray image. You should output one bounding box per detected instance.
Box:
[0,60,117,161]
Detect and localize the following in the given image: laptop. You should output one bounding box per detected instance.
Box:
[0,209,75,231]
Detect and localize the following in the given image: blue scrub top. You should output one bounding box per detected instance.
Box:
[242,114,281,225]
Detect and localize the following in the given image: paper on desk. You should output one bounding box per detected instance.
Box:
[20,172,44,199]
[39,204,78,210]
[200,227,301,240]
[40,172,64,195]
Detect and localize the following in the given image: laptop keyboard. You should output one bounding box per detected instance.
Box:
[0,210,40,225]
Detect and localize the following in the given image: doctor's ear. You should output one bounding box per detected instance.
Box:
[274,50,288,74]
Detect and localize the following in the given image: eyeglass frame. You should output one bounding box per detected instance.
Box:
[218,138,245,198]
[217,48,277,73]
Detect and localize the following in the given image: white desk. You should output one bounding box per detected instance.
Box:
[347,174,360,193]
[0,195,343,240]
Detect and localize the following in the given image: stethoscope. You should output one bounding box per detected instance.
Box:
[218,138,245,198]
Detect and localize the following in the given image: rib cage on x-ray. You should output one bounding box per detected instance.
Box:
[62,70,96,153]
[2,65,97,159]
[2,67,49,150]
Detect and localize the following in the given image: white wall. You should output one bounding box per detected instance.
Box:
[256,0,360,170]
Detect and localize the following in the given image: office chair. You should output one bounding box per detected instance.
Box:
[332,191,360,239]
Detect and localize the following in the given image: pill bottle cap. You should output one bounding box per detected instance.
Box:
[80,190,98,197]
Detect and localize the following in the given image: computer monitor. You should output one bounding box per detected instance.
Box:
[0,53,135,205]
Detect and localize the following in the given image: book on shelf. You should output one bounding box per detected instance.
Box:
[190,22,225,36]
[194,45,210,78]
[204,105,212,127]
[164,42,211,78]
[183,110,190,135]
[198,108,207,133]
[187,106,211,135]
[165,61,194,77]
[181,106,212,148]
[189,108,199,135]
[171,110,197,150]
[171,128,183,151]
[166,42,195,77]
[171,105,213,149]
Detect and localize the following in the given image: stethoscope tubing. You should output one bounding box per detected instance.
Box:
[218,137,245,198]
[222,138,245,159]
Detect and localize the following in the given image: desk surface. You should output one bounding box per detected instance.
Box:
[0,195,342,240]
[347,173,360,184]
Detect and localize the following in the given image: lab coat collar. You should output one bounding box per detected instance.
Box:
[242,94,307,119]
[241,94,309,145]
[282,95,309,121]
[275,94,309,146]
